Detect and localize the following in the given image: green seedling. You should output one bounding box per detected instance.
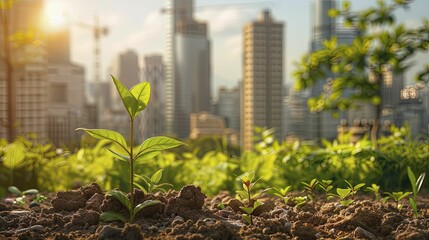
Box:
[407,166,426,216]
[365,184,381,202]
[78,75,185,223]
[100,190,160,223]
[134,169,173,194]
[271,186,292,204]
[385,192,411,211]
[8,186,45,205]
[301,178,318,202]
[236,171,263,204]
[318,179,334,200]
[292,196,307,207]
[236,171,266,225]
[329,188,354,206]
[345,180,365,200]
[240,200,263,225]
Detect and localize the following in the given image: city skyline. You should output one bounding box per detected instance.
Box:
[44,0,429,95]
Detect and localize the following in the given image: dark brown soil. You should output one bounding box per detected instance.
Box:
[1,183,429,239]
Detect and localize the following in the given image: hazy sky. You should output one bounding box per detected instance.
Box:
[44,0,429,95]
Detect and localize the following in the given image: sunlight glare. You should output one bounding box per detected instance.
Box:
[44,1,69,30]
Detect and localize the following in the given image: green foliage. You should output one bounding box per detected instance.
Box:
[78,75,184,223]
[236,171,266,225]
[301,178,318,202]
[329,188,354,206]
[366,183,381,201]
[318,179,334,199]
[239,200,263,225]
[99,190,160,223]
[293,0,429,146]
[344,180,365,199]
[134,169,173,194]
[7,186,45,205]
[270,186,292,204]
[407,166,426,215]
[385,191,411,210]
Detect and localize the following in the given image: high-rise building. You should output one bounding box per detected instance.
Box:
[218,86,240,132]
[241,10,284,152]
[141,54,165,139]
[165,0,211,139]
[0,0,48,140]
[47,63,85,146]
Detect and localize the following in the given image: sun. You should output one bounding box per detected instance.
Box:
[43,1,70,30]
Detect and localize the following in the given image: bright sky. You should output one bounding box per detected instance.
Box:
[44,0,429,95]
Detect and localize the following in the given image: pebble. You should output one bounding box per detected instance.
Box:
[284,222,293,232]
[203,218,216,226]
[354,226,376,240]
[16,225,44,234]
[4,198,15,204]
[262,227,271,234]
[10,210,31,216]
[329,228,336,234]
[29,201,40,208]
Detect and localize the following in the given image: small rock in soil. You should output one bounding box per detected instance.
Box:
[81,182,103,199]
[354,226,376,240]
[16,225,44,234]
[291,222,319,240]
[176,185,206,209]
[85,193,104,211]
[29,201,40,208]
[51,190,87,211]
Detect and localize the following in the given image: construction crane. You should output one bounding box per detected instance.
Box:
[73,16,109,85]
[73,16,109,127]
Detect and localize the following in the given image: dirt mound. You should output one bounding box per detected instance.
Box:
[1,182,429,239]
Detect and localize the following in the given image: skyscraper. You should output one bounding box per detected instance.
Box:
[218,86,240,132]
[0,0,48,140]
[141,54,165,139]
[241,10,284,152]
[165,0,211,139]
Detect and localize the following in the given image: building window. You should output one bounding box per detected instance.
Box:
[51,83,67,103]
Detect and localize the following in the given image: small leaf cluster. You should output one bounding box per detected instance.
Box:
[8,186,46,205]
[134,169,173,194]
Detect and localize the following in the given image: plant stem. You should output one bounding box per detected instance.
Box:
[246,186,253,225]
[130,118,134,212]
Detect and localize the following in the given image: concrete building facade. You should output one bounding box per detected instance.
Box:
[241,10,284,151]
[165,0,211,139]
[141,54,165,139]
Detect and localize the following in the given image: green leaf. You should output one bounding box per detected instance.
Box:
[150,169,164,184]
[100,211,128,223]
[253,201,263,209]
[340,199,354,206]
[8,186,21,195]
[409,197,418,216]
[242,214,252,224]
[22,189,39,195]
[4,143,26,169]
[111,75,137,119]
[337,188,351,199]
[76,128,129,153]
[133,200,161,216]
[239,207,254,214]
[133,182,148,194]
[130,82,151,118]
[107,190,131,212]
[135,136,185,161]
[416,172,426,194]
[408,166,417,196]
[107,148,130,162]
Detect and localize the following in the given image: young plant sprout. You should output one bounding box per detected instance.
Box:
[236,171,265,225]
[344,180,365,200]
[134,169,173,194]
[385,192,411,211]
[77,75,185,223]
[301,178,318,202]
[271,186,292,204]
[8,186,46,205]
[318,179,334,200]
[407,166,426,216]
[329,188,354,206]
[365,184,381,202]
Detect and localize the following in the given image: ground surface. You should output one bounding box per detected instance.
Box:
[1,183,429,240]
